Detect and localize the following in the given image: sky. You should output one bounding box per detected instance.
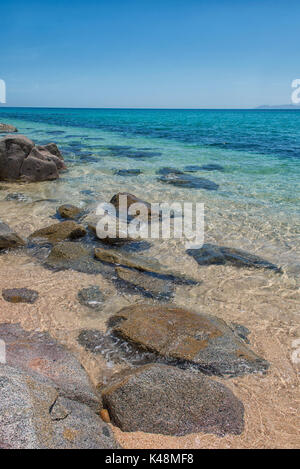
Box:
[1,0,300,108]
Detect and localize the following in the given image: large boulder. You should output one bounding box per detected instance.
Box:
[108,305,269,377]
[0,323,99,409]
[0,135,34,180]
[29,221,86,244]
[0,135,65,182]
[101,364,244,436]
[0,221,25,250]
[0,123,18,133]
[187,244,282,272]
[0,364,118,449]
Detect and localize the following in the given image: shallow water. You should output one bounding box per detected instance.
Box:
[0,108,299,448]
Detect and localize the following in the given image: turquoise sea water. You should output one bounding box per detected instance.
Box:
[0,107,299,274]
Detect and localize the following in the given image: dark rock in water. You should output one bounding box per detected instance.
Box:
[110,192,160,221]
[0,323,99,410]
[108,304,269,377]
[114,169,141,176]
[106,145,133,151]
[157,167,184,176]
[115,266,175,300]
[184,164,224,172]
[158,173,219,190]
[77,286,105,311]
[183,165,203,172]
[186,244,282,272]
[29,147,66,172]
[0,365,118,449]
[29,221,86,244]
[0,221,25,250]
[94,247,194,284]
[199,163,224,171]
[77,329,155,366]
[45,130,65,135]
[101,364,244,436]
[2,288,38,304]
[44,241,114,276]
[57,204,82,220]
[20,152,59,182]
[0,123,18,133]
[108,146,161,158]
[5,193,29,202]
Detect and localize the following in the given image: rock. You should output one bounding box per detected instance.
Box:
[5,193,29,202]
[0,135,65,182]
[94,247,192,283]
[115,266,174,299]
[2,288,38,304]
[0,221,25,250]
[101,364,244,436]
[0,323,99,409]
[77,286,105,311]
[186,244,282,272]
[0,364,118,449]
[158,173,219,190]
[0,135,34,180]
[199,163,224,171]
[183,165,202,172]
[37,143,63,160]
[110,192,153,220]
[29,221,86,244]
[0,123,18,133]
[20,153,59,182]
[108,305,269,377]
[184,164,224,172]
[87,212,136,245]
[28,147,66,171]
[114,169,141,176]
[57,204,82,220]
[157,167,184,176]
[44,241,114,276]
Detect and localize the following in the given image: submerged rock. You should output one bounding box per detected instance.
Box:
[184,164,224,172]
[0,221,25,250]
[94,247,193,283]
[29,221,86,244]
[5,193,29,202]
[114,169,141,176]
[101,364,244,436]
[110,192,153,220]
[2,288,38,304]
[44,241,114,276]
[186,244,282,272]
[115,266,175,300]
[0,364,118,449]
[0,135,65,182]
[158,173,219,190]
[57,204,82,220]
[0,123,18,133]
[77,286,105,311]
[109,304,269,377]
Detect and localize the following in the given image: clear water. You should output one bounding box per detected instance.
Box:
[0,107,299,274]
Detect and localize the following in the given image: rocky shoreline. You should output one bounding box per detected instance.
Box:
[0,127,292,449]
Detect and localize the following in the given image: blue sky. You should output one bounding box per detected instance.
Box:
[1,0,300,108]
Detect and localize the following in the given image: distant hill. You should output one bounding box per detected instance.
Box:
[256,104,300,109]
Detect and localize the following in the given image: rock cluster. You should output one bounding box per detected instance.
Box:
[0,135,66,182]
